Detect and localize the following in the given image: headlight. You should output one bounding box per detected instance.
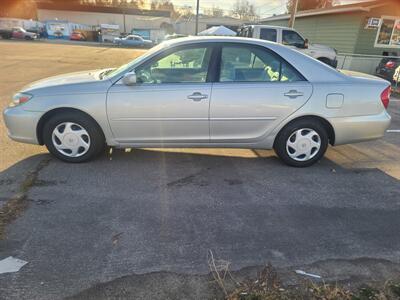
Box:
[10,93,33,107]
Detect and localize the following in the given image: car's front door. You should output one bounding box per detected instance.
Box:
[107,44,213,144]
[210,44,312,142]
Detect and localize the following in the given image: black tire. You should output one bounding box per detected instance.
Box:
[274,119,329,168]
[42,112,105,163]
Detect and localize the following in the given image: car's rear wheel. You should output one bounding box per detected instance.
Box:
[274,119,328,167]
[43,112,105,163]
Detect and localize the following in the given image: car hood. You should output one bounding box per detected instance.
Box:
[21,69,104,92]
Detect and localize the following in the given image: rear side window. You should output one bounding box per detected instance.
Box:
[260,28,277,42]
[219,45,305,83]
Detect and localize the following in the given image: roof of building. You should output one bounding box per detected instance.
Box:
[36,2,171,18]
[261,0,396,22]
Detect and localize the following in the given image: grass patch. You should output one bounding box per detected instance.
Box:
[208,251,400,300]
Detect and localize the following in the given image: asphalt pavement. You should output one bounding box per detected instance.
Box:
[0,40,399,300]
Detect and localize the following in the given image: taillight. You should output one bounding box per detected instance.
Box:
[381,86,391,109]
[385,61,396,69]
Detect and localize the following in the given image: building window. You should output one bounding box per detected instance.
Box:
[375,17,400,48]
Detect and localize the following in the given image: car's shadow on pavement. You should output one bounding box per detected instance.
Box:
[0,149,400,300]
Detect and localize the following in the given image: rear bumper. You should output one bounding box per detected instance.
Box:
[3,106,42,144]
[329,111,391,146]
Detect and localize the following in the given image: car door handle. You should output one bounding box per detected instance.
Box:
[284,90,304,99]
[187,92,208,101]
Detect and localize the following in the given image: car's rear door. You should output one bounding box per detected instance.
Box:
[107,44,214,144]
[210,43,312,142]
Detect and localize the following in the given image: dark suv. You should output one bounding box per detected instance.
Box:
[376,52,399,83]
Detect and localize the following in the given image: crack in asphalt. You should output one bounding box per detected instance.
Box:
[0,158,51,239]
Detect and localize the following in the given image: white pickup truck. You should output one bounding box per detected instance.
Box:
[238,25,338,68]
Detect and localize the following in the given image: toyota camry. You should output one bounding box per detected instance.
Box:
[3,37,392,167]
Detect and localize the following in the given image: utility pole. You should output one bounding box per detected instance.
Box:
[195,0,200,35]
[288,0,299,28]
[123,9,126,34]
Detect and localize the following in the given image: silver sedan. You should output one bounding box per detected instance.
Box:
[3,37,392,167]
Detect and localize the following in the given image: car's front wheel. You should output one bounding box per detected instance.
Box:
[274,119,329,167]
[43,112,105,163]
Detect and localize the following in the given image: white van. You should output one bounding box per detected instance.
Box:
[238,25,338,68]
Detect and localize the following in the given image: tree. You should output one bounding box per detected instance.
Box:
[160,21,174,34]
[151,0,180,19]
[204,6,224,18]
[286,0,338,12]
[231,0,258,21]
[176,5,194,20]
[79,0,144,8]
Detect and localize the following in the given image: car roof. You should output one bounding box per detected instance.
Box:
[162,36,275,46]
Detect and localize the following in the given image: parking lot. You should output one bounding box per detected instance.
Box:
[0,40,400,299]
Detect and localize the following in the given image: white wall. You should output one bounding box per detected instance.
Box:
[37,9,170,33]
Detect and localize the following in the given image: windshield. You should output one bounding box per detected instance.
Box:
[104,42,167,79]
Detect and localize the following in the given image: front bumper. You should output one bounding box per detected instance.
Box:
[329,111,391,146]
[3,106,42,144]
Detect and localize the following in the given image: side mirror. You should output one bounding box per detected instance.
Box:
[304,38,309,49]
[122,71,137,86]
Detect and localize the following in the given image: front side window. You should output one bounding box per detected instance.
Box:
[219,45,304,83]
[260,28,277,42]
[136,46,212,84]
[282,30,305,47]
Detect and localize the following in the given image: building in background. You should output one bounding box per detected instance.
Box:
[36,2,171,42]
[0,17,44,33]
[261,0,400,56]
[45,19,94,39]
[174,16,243,36]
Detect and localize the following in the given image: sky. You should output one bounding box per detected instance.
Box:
[167,0,374,18]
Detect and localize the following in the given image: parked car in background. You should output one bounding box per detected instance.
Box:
[238,25,338,68]
[3,37,391,167]
[11,27,37,40]
[113,34,153,48]
[0,28,12,39]
[70,31,86,41]
[376,54,399,83]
